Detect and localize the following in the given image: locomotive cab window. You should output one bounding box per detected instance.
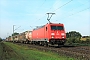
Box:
[51,26,64,30]
[46,27,47,31]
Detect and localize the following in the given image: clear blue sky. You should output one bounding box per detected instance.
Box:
[0,0,90,38]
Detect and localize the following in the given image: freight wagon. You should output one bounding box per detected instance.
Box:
[13,31,32,43]
[6,36,12,41]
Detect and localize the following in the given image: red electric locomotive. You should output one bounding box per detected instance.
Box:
[32,23,66,46]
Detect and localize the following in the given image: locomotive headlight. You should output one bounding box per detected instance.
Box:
[51,33,54,38]
[61,33,65,36]
[62,37,64,38]
[51,36,54,38]
[51,33,55,35]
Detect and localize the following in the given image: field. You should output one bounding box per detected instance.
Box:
[0,42,3,59]
[0,42,76,60]
[80,37,90,41]
[0,42,23,60]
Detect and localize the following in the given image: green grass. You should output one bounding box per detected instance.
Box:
[0,42,3,58]
[72,43,90,46]
[3,42,76,60]
[0,42,24,60]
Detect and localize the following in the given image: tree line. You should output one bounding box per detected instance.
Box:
[66,31,90,44]
[0,37,2,42]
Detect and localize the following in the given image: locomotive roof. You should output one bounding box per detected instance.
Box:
[33,23,63,30]
[33,25,45,30]
[48,23,63,24]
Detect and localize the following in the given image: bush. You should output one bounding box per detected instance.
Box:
[66,37,81,44]
[0,39,2,42]
[86,39,90,44]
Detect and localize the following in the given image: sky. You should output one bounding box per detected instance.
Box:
[0,0,90,38]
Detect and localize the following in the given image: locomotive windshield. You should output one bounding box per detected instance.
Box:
[51,26,64,30]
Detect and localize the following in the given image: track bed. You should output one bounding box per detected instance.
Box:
[16,43,90,60]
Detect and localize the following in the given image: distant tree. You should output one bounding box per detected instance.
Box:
[9,36,11,37]
[12,32,19,36]
[66,31,82,43]
[66,31,82,38]
[0,37,2,42]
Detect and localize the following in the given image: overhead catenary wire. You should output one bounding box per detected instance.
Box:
[41,0,46,7]
[38,0,73,21]
[35,0,46,13]
[31,0,46,23]
[53,1,90,22]
[52,0,73,12]
[60,7,90,20]
[69,7,90,16]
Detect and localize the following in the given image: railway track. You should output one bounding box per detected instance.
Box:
[60,46,90,55]
[15,43,90,60]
